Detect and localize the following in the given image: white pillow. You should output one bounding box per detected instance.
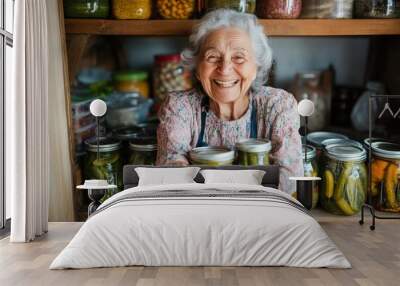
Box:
[135,167,201,186]
[200,169,265,185]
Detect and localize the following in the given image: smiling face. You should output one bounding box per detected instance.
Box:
[196,27,257,105]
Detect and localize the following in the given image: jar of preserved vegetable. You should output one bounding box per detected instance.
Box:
[301,0,354,18]
[189,147,235,166]
[64,0,110,18]
[354,0,399,18]
[370,142,400,212]
[129,137,158,165]
[320,144,367,215]
[84,137,123,199]
[257,0,302,19]
[321,138,363,150]
[157,0,195,19]
[114,126,146,164]
[113,71,150,98]
[113,0,152,19]
[307,132,348,163]
[235,139,271,166]
[302,145,319,208]
[153,54,193,109]
[204,0,256,13]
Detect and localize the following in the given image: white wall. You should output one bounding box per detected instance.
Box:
[122,36,370,89]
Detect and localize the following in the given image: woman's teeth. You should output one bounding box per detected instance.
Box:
[213,79,239,88]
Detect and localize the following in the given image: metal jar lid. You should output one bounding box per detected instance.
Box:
[307,132,348,148]
[190,147,235,163]
[85,137,122,152]
[325,144,366,162]
[114,126,144,141]
[129,137,157,151]
[322,138,363,149]
[302,145,316,160]
[235,139,272,153]
[371,142,400,160]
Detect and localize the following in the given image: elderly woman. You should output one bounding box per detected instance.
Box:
[156,9,303,194]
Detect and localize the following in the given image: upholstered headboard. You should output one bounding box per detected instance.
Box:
[123,165,280,189]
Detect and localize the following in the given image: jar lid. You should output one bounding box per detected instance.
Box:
[113,126,144,141]
[113,71,148,82]
[302,145,316,160]
[371,142,400,160]
[85,137,122,152]
[129,137,157,151]
[363,137,386,148]
[154,54,181,63]
[189,147,235,163]
[307,132,349,148]
[325,144,366,162]
[322,138,363,149]
[235,139,272,153]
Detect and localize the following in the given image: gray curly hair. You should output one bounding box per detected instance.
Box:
[181,9,273,92]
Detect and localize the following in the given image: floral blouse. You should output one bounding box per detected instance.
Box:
[156,86,304,195]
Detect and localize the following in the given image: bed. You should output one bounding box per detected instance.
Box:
[50,165,351,269]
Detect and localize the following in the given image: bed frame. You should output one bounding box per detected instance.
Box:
[123,165,280,189]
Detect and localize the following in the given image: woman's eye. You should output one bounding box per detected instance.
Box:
[232,56,245,64]
[206,56,219,63]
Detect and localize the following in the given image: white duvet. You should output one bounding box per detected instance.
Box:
[50,183,351,269]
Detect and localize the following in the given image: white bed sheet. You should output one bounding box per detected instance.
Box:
[50,183,351,269]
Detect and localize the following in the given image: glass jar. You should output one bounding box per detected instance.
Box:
[112,0,152,19]
[204,0,256,13]
[84,137,123,197]
[235,139,271,166]
[370,142,400,212]
[301,0,354,18]
[292,72,329,131]
[128,137,158,165]
[64,0,110,18]
[153,54,193,109]
[321,139,363,150]
[189,147,235,166]
[157,0,195,19]
[302,145,319,208]
[114,126,146,164]
[113,71,150,98]
[354,0,399,18]
[256,0,302,19]
[320,144,367,215]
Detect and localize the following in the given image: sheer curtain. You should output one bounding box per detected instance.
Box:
[10,0,74,242]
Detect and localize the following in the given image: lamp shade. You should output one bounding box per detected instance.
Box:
[298,99,315,117]
[90,99,107,117]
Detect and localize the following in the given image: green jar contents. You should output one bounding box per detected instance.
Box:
[302,145,319,209]
[320,144,367,216]
[189,147,235,166]
[64,0,110,18]
[84,137,123,201]
[370,142,400,212]
[204,0,256,13]
[128,137,158,165]
[114,126,146,164]
[113,71,149,98]
[236,139,271,166]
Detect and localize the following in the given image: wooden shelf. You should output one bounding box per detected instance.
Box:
[65,19,400,36]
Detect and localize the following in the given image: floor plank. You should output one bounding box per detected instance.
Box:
[0,212,399,286]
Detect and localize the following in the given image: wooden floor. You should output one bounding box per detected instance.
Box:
[1,211,400,286]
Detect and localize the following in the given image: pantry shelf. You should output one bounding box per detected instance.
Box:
[65,19,400,36]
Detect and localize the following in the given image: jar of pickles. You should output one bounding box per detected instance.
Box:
[129,137,158,165]
[320,144,367,215]
[302,145,319,208]
[301,0,354,18]
[113,71,150,98]
[235,139,271,166]
[257,0,302,19]
[114,126,146,164]
[153,54,193,108]
[370,142,400,212]
[112,0,152,19]
[354,0,399,18]
[64,0,110,18]
[157,0,195,19]
[84,137,123,200]
[189,147,235,166]
[204,0,256,13]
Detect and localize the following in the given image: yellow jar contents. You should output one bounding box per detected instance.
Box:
[370,142,400,212]
[157,0,195,19]
[113,71,149,98]
[113,0,152,19]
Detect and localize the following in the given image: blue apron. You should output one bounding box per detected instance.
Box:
[196,96,258,147]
